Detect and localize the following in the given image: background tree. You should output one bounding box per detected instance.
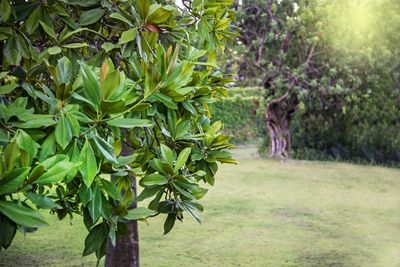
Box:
[234,0,399,160]
[0,0,236,266]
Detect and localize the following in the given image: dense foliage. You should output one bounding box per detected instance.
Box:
[224,0,400,162]
[0,0,236,261]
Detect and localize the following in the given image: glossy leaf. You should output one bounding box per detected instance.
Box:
[106,118,153,128]
[124,207,156,220]
[140,173,168,187]
[79,139,97,187]
[0,201,48,228]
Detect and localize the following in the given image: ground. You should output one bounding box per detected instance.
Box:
[1,147,399,267]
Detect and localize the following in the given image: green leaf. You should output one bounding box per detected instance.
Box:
[38,133,56,161]
[88,184,102,223]
[124,207,156,220]
[4,37,21,65]
[0,201,48,228]
[101,42,115,52]
[147,4,173,24]
[0,82,18,95]
[119,28,137,45]
[0,168,30,195]
[137,187,159,201]
[11,115,56,129]
[163,213,176,235]
[0,213,17,250]
[55,114,73,149]
[56,57,72,84]
[25,8,42,34]
[154,93,178,109]
[79,185,92,206]
[140,173,168,187]
[93,136,118,163]
[16,130,40,166]
[101,69,120,100]
[101,179,122,201]
[0,0,11,22]
[82,222,107,256]
[137,0,150,19]
[80,63,101,108]
[106,118,153,128]
[180,201,201,223]
[109,13,132,26]
[48,46,62,55]
[79,139,97,187]
[3,141,18,172]
[24,192,62,209]
[79,8,105,26]
[160,144,175,166]
[192,187,208,200]
[175,86,196,95]
[174,147,191,173]
[68,0,100,7]
[62,42,88,48]
[35,160,77,184]
[39,21,57,40]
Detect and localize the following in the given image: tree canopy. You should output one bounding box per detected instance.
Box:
[232,0,400,160]
[0,0,236,262]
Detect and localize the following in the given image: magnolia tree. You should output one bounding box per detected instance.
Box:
[0,0,236,266]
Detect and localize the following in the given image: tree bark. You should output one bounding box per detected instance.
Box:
[105,143,139,267]
[265,99,293,159]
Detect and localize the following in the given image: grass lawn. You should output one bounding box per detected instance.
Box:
[1,148,399,267]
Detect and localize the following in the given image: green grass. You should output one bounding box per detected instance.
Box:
[1,148,399,267]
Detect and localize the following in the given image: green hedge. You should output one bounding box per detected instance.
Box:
[210,87,265,143]
[213,87,400,166]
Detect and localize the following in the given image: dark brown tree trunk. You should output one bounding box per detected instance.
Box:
[105,142,139,267]
[265,95,293,159]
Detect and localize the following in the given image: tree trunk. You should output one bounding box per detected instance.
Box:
[105,143,139,267]
[265,101,292,159]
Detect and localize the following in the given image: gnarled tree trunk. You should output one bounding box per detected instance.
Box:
[265,91,297,159]
[266,103,291,158]
[105,143,139,267]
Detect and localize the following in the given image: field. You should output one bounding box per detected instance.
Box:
[1,148,399,267]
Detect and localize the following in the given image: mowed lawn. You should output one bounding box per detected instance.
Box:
[1,148,399,267]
